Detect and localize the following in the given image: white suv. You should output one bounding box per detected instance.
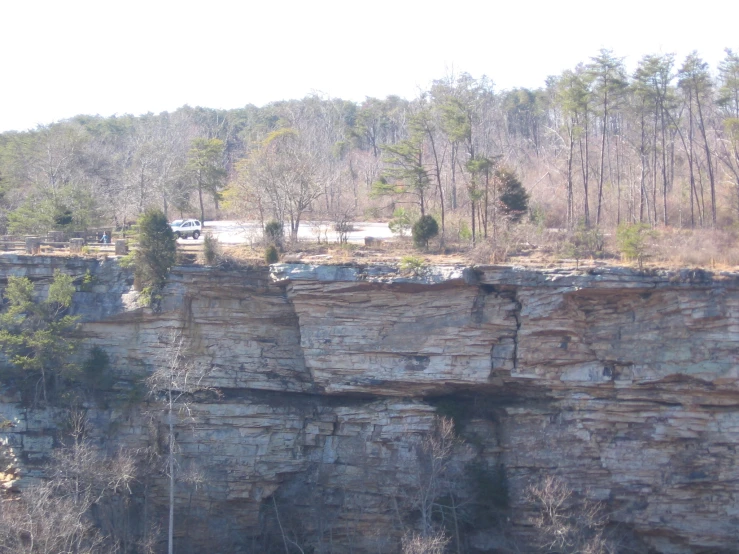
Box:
[171,219,202,239]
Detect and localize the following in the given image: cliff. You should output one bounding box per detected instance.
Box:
[1,254,739,553]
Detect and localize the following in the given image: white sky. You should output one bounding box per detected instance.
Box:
[1,0,737,133]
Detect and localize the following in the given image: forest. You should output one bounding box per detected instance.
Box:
[2,48,739,262]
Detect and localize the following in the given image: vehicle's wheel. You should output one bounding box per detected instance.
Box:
[192,231,200,240]
[175,232,181,239]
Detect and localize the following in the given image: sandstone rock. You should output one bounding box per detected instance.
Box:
[2,257,739,552]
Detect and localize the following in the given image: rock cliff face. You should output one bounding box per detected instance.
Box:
[1,255,739,553]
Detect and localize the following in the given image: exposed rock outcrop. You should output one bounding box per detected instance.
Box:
[2,256,739,553]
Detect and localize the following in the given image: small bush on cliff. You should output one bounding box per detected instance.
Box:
[402,532,449,554]
[80,346,116,402]
[135,210,176,291]
[202,233,221,266]
[399,255,427,276]
[264,220,284,247]
[264,244,279,264]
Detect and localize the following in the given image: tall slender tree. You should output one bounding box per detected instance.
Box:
[717,49,739,214]
[634,54,676,225]
[679,53,716,226]
[186,138,226,224]
[588,49,627,226]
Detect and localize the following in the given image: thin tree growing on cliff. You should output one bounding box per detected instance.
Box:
[399,416,468,553]
[146,331,214,554]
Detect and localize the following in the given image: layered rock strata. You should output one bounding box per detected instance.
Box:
[1,255,738,553]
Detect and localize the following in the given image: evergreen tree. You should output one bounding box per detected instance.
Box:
[187,138,226,224]
[136,209,177,291]
[0,272,79,404]
[412,214,439,248]
[496,168,529,222]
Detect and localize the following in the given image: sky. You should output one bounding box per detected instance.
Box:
[1,0,737,133]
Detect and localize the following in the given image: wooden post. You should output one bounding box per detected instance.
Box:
[69,238,84,254]
[25,237,41,255]
[115,239,128,255]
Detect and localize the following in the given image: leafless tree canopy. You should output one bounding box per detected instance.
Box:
[526,475,616,554]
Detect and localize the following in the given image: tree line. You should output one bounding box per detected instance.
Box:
[1,48,738,244]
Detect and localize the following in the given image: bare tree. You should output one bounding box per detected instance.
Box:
[396,416,472,552]
[238,126,324,242]
[526,475,615,554]
[0,481,107,554]
[146,331,214,554]
[401,530,450,554]
[0,411,135,554]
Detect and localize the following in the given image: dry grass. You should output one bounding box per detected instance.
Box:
[6,224,739,272]
[652,228,739,269]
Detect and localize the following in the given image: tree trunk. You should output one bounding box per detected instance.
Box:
[566,122,575,228]
[168,394,175,554]
[198,178,205,225]
[695,94,716,226]
[579,113,591,226]
[483,170,489,238]
[596,87,608,226]
[451,144,458,210]
[427,129,445,242]
[652,113,658,225]
[660,102,669,226]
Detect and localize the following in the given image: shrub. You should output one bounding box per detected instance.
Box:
[401,532,449,554]
[399,255,427,276]
[264,244,279,264]
[334,221,354,244]
[458,220,472,242]
[80,270,95,292]
[412,215,439,248]
[496,168,529,222]
[616,223,654,268]
[135,210,176,290]
[561,222,605,266]
[202,234,221,266]
[264,220,284,247]
[81,346,115,391]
